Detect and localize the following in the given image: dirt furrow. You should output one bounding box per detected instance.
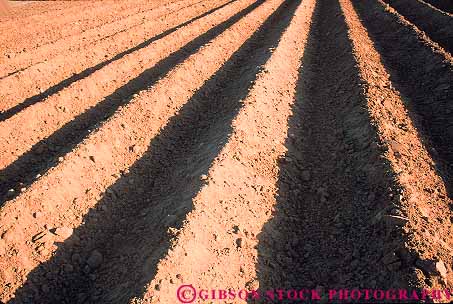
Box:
[423,0,453,14]
[0,0,248,202]
[0,0,283,301]
[133,0,316,302]
[0,0,194,79]
[0,0,214,115]
[238,0,427,299]
[343,0,453,291]
[0,1,76,22]
[0,0,174,57]
[382,0,453,54]
[353,0,453,193]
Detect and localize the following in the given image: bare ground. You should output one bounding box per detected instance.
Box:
[1,0,453,303]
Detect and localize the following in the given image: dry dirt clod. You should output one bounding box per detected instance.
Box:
[436,260,448,278]
[53,227,73,239]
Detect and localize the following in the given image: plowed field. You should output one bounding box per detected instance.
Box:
[0,0,452,303]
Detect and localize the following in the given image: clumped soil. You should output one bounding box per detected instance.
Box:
[0,0,452,303]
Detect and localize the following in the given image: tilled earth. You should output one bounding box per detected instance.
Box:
[0,0,452,303]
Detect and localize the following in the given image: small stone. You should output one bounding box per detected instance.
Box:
[58,157,64,162]
[89,156,96,163]
[155,284,161,291]
[54,227,73,239]
[33,211,42,219]
[436,260,447,278]
[130,145,142,153]
[87,250,103,269]
[200,174,208,181]
[236,238,243,248]
[419,207,430,220]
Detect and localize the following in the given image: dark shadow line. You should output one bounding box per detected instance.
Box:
[382,0,453,54]
[0,0,261,205]
[0,0,207,81]
[93,0,207,43]
[0,0,236,122]
[350,0,453,198]
[8,0,301,303]
[251,0,416,301]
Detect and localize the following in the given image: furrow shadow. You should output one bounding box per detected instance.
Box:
[9,0,301,303]
[0,0,235,122]
[252,0,417,302]
[351,0,453,197]
[0,0,257,205]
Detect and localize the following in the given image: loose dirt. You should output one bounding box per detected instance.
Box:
[0,0,452,303]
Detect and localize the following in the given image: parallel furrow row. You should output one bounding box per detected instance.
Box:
[0,0,452,302]
[345,0,453,290]
[0,0,284,301]
[0,0,217,113]
[0,0,175,56]
[0,0,193,78]
[382,0,453,54]
[0,0,244,203]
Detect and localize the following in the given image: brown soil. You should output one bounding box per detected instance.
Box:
[0,0,246,202]
[0,0,206,108]
[0,0,174,57]
[382,0,453,53]
[344,0,453,291]
[0,0,452,303]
